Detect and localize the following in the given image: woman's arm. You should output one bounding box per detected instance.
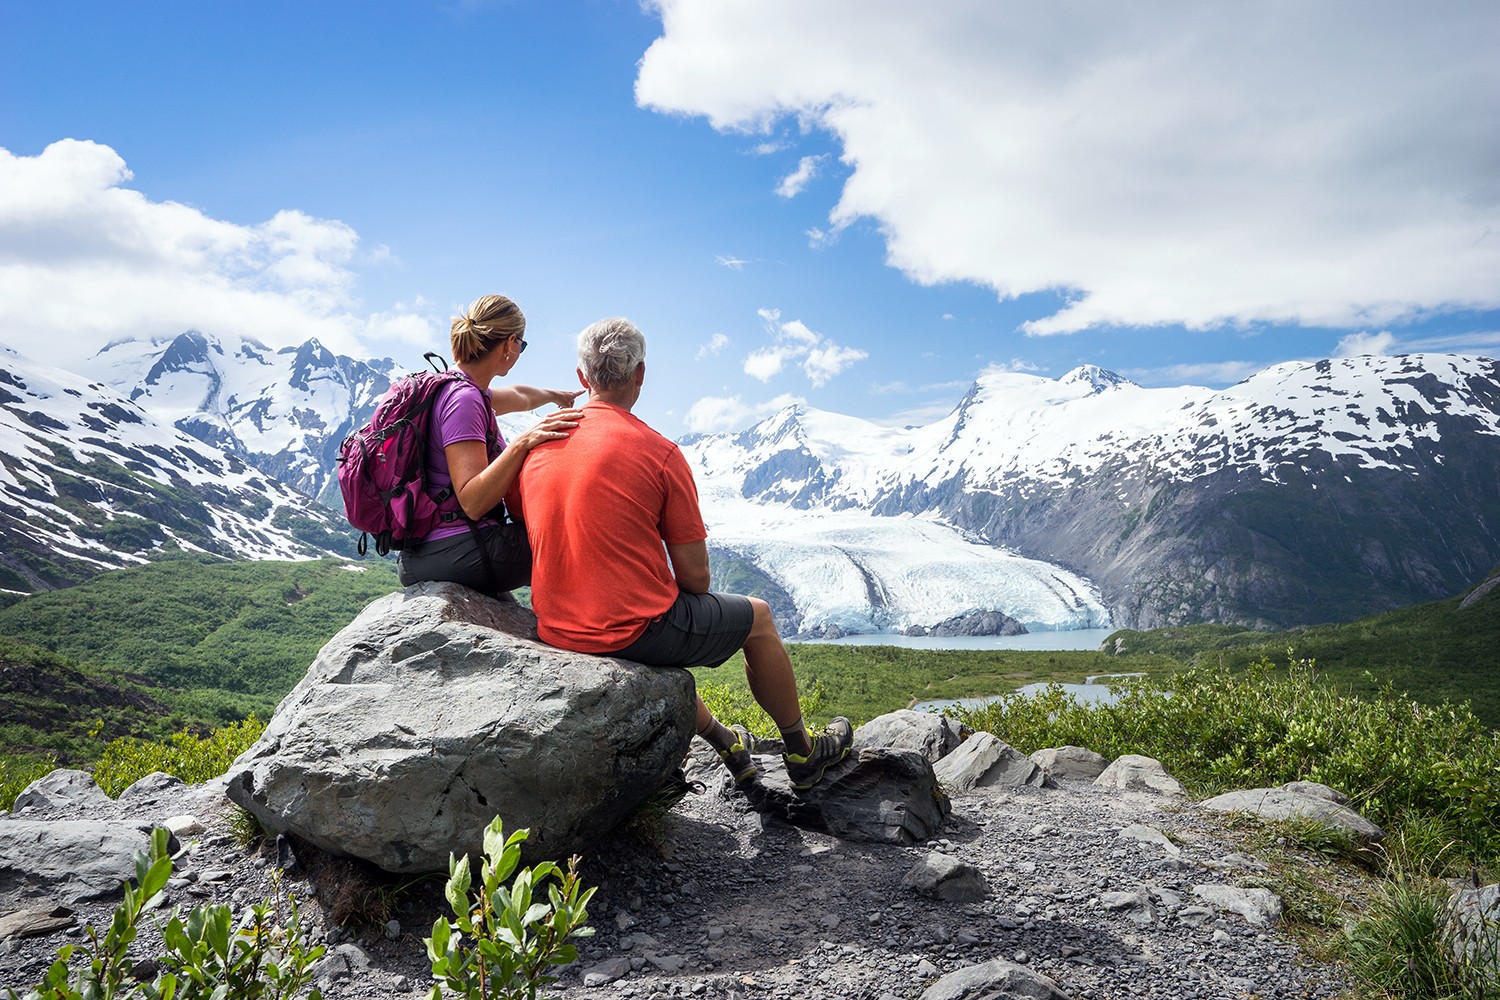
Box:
[446,408,583,520]
[488,385,585,416]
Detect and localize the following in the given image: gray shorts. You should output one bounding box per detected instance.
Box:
[610,591,755,669]
[396,521,531,597]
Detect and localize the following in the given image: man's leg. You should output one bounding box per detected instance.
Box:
[740,598,854,789]
[740,598,811,753]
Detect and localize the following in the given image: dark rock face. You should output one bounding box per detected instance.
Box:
[928,608,1026,637]
[225,583,696,873]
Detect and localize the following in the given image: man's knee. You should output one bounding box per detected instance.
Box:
[746,596,777,638]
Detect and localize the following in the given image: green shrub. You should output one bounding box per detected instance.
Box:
[697,675,830,736]
[0,753,57,811]
[4,827,325,1000]
[93,716,266,797]
[951,654,1500,867]
[426,816,595,1000]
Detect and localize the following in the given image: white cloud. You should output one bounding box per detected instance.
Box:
[776,155,824,199]
[683,391,803,432]
[744,307,868,385]
[715,254,748,270]
[1121,360,1278,386]
[981,358,1041,375]
[0,139,416,367]
[804,342,867,386]
[1334,330,1398,357]
[696,332,731,359]
[638,2,1500,334]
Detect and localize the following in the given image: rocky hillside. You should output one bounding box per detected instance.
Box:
[685,354,1500,629]
[0,345,352,594]
[93,331,397,508]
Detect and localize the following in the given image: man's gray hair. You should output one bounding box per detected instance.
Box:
[577,318,646,390]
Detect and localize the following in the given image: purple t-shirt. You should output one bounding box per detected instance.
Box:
[422,378,507,542]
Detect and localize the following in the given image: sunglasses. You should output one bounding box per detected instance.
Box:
[512,337,528,354]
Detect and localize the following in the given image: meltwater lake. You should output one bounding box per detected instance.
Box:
[793,627,1140,713]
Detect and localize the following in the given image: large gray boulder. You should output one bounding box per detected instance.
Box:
[741,747,952,845]
[225,583,695,874]
[933,733,1049,791]
[855,710,966,762]
[0,820,160,904]
[1199,784,1383,843]
[919,958,1073,999]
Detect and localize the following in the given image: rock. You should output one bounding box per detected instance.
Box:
[1100,888,1156,926]
[0,820,160,904]
[918,957,1073,999]
[1279,780,1350,805]
[1029,746,1109,781]
[162,815,206,838]
[901,852,990,902]
[583,955,632,986]
[928,609,1026,637]
[12,770,112,814]
[742,747,951,845]
[1118,823,1180,855]
[855,710,966,763]
[934,733,1048,791]
[1447,882,1499,977]
[118,772,186,804]
[1194,884,1284,926]
[1094,754,1184,796]
[225,582,696,873]
[1199,786,1383,843]
[0,906,76,941]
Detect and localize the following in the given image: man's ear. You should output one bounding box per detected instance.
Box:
[634,361,646,387]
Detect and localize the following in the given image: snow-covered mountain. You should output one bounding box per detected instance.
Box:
[686,355,1500,629]
[94,331,397,507]
[0,344,353,594]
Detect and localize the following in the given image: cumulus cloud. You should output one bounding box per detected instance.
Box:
[638,1,1500,334]
[0,139,431,367]
[776,155,824,199]
[683,391,803,432]
[743,307,868,386]
[1334,330,1398,357]
[696,332,731,359]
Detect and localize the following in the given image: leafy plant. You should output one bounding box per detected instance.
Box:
[426,817,596,1000]
[93,716,266,797]
[157,878,325,1000]
[0,752,57,811]
[951,653,1500,869]
[4,828,325,1000]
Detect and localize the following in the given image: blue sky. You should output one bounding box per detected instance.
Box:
[3,0,1497,435]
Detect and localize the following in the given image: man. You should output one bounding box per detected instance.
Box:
[517,317,852,791]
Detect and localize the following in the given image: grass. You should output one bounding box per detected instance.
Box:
[693,643,1177,730]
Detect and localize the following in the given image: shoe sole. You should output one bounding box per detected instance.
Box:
[787,744,852,791]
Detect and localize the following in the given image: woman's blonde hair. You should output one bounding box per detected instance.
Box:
[451,294,525,363]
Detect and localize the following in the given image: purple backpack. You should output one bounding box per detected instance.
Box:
[337,355,498,556]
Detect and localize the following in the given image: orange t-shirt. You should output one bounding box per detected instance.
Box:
[517,399,707,653]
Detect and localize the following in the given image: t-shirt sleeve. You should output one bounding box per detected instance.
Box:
[433,383,492,447]
[658,446,708,545]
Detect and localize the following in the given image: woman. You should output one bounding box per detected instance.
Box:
[397,293,582,596]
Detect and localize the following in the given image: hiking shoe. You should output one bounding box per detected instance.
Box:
[718,725,783,786]
[783,717,854,791]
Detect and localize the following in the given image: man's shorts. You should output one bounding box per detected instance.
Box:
[610,591,755,669]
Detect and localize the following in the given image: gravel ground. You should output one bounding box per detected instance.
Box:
[1,746,1361,1000]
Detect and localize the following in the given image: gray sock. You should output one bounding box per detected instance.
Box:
[778,719,812,756]
[698,718,737,754]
